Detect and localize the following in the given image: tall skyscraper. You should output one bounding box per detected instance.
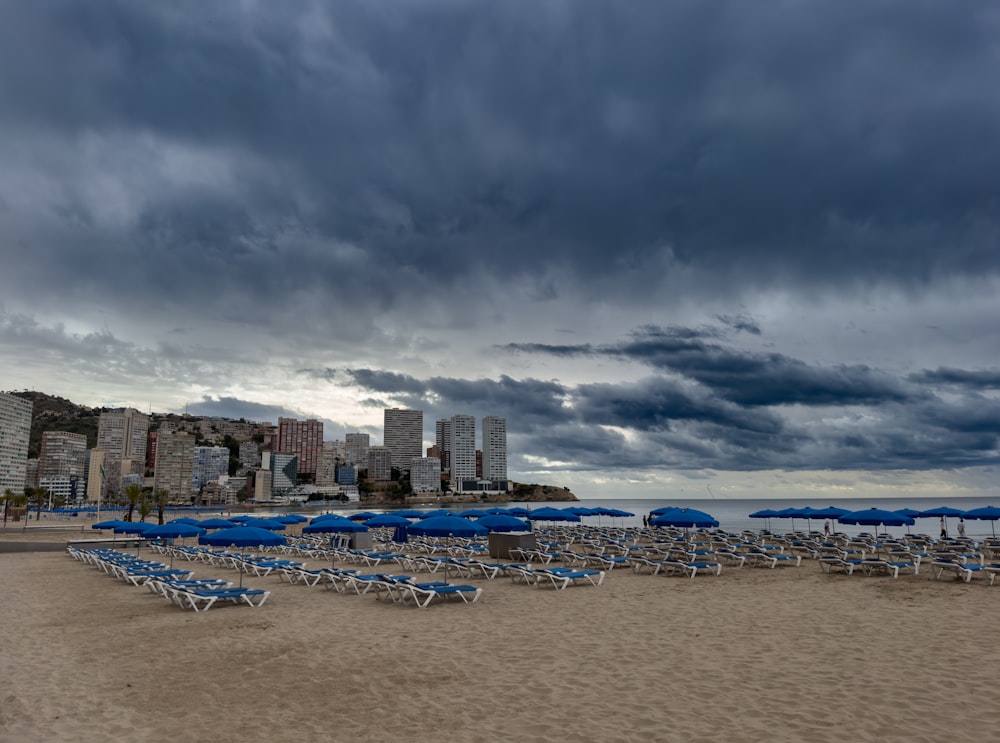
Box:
[383,408,423,471]
[153,431,194,500]
[276,417,323,482]
[448,413,476,483]
[0,392,32,494]
[97,409,149,496]
[482,416,508,481]
[435,419,452,474]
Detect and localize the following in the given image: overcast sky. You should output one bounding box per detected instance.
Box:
[2,1,999,500]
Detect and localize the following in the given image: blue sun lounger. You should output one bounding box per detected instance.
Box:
[395,582,482,608]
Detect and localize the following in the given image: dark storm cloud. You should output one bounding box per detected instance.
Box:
[910,368,1000,391]
[185,396,305,424]
[2,0,1000,329]
[337,369,572,432]
[509,325,917,407]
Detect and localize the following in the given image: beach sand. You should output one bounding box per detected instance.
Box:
[1,541,998,743]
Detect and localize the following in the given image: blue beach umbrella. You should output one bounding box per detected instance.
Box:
[114,521,156,534]
[91,519,130,531]
[505,507,531,518]
[407,516,487,538]
[916,506,966,537]
[650,508,719,529]
[199,526,287,586]
[476,514,531,533]
[364,513,412,528]
[303,515,368,533]
[243,518,288,531]
[143,523,206,567]
[417,509,455,520]
[349,511,378,522]
[961,506,1000,537]
[837,508,914,554]
[392,510,425,518]
[526,507,581,523]
[455,509,490,519]
[198,518,239,530]
[167,517,202,525]
[748,509,779,531]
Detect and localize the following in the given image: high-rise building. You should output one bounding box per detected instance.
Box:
[0,392,32,494]
[276,417,323,482]
[435,419,452,474]
[367,446,392,482]
[482,416,508,481]
[39,431,87,481]
[153,431,194,500]
[86,449,105,504]
[345,433,370,468]
[270,452,299,494]
[410,457,441,493]
[448,414,476,483]
[97,409,149,496]
[238,441,260,472]
[193,446,229,490]
[383,409,422,471]
[316,441,340,487]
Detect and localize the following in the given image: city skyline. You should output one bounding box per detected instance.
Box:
[1,3,999,501]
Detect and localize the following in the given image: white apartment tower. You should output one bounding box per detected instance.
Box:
[410,456,441,493]
[0,392,32,494]
[367,446,392,482]
[383,408,423,471]
[448,414,477,483]
[482,416,508,481]
[192,446,229,490]
[39,431,88,503]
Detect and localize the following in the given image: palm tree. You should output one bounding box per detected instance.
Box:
[124,484,143,523]
[154,489,169,525]
[138,494,154,523]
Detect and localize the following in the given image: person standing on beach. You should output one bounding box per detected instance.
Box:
[958,518,966,539]
[940,516,948,537]
[823,520,831,537]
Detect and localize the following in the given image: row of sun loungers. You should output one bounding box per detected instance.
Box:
[68,546,272,611]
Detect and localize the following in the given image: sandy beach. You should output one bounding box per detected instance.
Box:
[1,535,998,743]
